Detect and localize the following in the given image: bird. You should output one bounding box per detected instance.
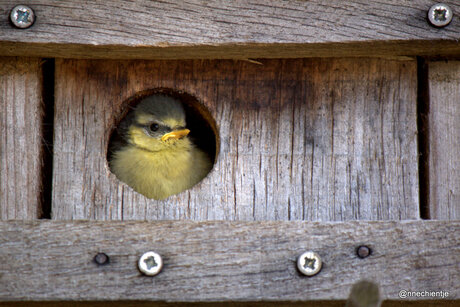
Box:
[109,95,212,200]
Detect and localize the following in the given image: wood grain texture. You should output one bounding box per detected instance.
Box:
[0,57,43,220]
[0,0,459,59]
[0,220,458,302]
[0,303,455,307]
[0,303,454,307]
[52,58,418,221]
[428,61,460,220]
[0,302,347,307]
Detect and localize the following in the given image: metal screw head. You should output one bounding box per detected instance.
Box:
[138,251,163,276]
[297,251,322,276]
[10,5,35,29]
[428,3,453,27]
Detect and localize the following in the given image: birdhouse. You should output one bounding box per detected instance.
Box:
[0,0,459,304]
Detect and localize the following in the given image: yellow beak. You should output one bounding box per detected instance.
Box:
[161,129,190,141]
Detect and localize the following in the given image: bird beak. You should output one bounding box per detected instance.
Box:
[161,129,190,141]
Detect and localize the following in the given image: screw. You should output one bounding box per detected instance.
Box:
[357,246,371,259]
[297,251,322,276]
[427,3,453,27]
[94,252,110,265]
[138,251,163,276]
[9,5,35,29]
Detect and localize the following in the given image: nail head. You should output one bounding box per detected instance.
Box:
[357,246,371,258]
[138,251,163,276]
[94,252,110,265]
[297,251,322,276]
[10,5,35,29]
[428,3,453,27]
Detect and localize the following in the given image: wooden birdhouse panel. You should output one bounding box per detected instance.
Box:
[1,1,460,59]
[0,57,43,220]
[428,61,460,220]
[1,220,458,301]
[52,58,418,221]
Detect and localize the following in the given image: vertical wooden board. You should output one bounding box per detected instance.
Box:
[52,58,418,221]
[428,61,460,220]
[0,57,43,219]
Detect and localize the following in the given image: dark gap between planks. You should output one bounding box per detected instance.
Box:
[416,57,430,220]
[39,58,55,219]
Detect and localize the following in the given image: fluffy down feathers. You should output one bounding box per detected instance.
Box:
[110,95,212,200]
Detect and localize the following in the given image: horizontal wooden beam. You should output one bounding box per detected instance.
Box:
[0,221,458,302]
[0,0,459,59]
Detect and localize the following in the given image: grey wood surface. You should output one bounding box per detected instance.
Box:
[0,57,43,220]
[0,220,458,302]
[0,303,452,307]
[0,303,453,307]
[52,58,419,221]
[0,0,459,59]
[428,61,460,220]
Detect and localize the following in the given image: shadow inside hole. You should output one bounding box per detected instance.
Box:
[107,88,218,180]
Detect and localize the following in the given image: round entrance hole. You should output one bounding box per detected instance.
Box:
[107,88,218,200]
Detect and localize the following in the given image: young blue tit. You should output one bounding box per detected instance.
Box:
[109,95,212,200]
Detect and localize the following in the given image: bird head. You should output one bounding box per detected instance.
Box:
[119,95,191,152]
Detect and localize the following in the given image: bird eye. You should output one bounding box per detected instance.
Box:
[149,123,159,132]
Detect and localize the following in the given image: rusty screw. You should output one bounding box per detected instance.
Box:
[94,252,110,265]
[357,246,371,259]
[138,251,163,276]
[9,5,35,29]
[428,3,453,27]
[297,251,322,276]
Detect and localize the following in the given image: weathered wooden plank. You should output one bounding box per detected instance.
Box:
[0,303,449,307]
[427,61,460,220]
[0,302,346,307]
[0,303,454,307]
[0,57,43,220]
[0,300,348,307]
[0,0,459,59]
[0,221,458,302]
[52,58,419,221]
[0,303,452,307]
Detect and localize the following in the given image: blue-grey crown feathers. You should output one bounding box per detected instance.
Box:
[135,95,185,122]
